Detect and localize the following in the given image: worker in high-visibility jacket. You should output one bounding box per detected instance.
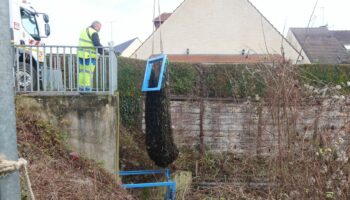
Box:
[77,21,103,92]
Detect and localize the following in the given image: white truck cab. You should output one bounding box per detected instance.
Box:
[9,0,50,91]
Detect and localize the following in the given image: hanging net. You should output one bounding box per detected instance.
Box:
[144,70,179,167]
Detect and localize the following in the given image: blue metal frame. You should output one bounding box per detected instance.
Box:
[119,169,176,200]
[141,54,168,92]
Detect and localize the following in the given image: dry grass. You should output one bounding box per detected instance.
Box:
[16,109,134,200]
[172,60,350,199]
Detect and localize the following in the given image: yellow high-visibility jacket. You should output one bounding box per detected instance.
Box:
[78,27,97,59]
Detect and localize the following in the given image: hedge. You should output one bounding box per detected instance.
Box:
[118,56,350,126]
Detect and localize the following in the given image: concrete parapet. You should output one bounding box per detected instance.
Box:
[16,94,119,174]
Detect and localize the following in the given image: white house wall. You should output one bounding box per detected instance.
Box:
[121,39,142,57]
[132,0,301,63]
[286,30,311,64]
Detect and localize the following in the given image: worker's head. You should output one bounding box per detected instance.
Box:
[91,21,102,32]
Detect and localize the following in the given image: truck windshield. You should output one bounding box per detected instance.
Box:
[20,8,40,41]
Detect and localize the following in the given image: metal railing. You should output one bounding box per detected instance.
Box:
[13,45,118,95]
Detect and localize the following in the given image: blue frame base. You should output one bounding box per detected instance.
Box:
[119,169,176,200]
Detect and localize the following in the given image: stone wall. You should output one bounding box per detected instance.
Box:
[167,99,350,155]
[17,95,119,173]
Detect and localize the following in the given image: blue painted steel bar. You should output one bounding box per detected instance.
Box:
[166,184,171,200]
[122,181,174,188]
[147,55,167,63]
[166,166,172,199]
[172,182,176,200]
[119,169,176,200]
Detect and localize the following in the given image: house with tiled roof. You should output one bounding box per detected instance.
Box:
[114,37,142,57]
[333,30,350,49]
[131,0,303,64]
[153,13,172,29]
[287,27,350,64]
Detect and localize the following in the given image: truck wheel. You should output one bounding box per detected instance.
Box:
[15,62,38,91]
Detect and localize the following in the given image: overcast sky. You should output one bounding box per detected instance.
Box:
[29,0,350,46]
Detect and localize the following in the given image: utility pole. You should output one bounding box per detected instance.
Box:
[109,20,117,44]
[319,6,325,26]
[0,0,21,199]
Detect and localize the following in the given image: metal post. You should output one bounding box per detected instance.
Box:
[115,48,118,91]
[115,91,120,183]
[0,0,21,199]
[108,42,117,94]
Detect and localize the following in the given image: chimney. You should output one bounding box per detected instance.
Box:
[153,13,172,29]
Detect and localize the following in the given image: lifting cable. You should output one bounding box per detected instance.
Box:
[152,0,164,55]
[157,0,164,53]
[146,1,178,168]
[152,0,156,55]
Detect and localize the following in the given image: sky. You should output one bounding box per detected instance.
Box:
[28,0,350,46]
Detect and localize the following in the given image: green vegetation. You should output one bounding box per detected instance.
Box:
[168,63,197,96]
[202,64,266,98]
[298,64,350,92]
[118,57,350,126]
[118,59,350,99]
[118,57,145,128]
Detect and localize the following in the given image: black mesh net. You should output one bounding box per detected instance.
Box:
[144,68,179,167]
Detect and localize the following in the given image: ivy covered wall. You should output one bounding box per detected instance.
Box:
[118,56,350,127]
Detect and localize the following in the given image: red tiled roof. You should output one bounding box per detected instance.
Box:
[167,54,283,64]
[153,13,172,22]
